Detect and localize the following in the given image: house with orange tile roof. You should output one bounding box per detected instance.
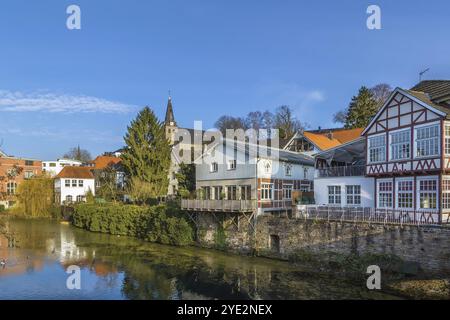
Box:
[54,166,95,204]
[283,127,364,156]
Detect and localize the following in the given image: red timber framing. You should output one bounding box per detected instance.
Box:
[364,88,449,220]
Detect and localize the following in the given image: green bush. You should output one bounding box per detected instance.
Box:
[72,203,194,246]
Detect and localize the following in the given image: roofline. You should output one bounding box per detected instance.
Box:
[361,87,447,136]
[315,136,365,158]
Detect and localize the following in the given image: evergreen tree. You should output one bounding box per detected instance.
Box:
[344,86,379,129]
[121,106,171,199]
[175,163,196,198]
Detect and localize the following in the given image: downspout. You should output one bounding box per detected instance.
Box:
[254,157,260,254]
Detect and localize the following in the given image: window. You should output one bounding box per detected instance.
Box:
[72,180,77,187]
[283,184,293,200]
[6,182,17,195]
[445,125,450,155]
[49,163,56,167]
[397,180,413,209]
[78,180,84,187]
[240,185,252,200]
[285,164,292,176]
[226,186,237,200]
[303,168,309,180]
[24,171,34,179]
[328,186,341,205]
[65,179,70,187]
[43,163,46,167]
[442,179,450,210]
[227,160,236,170]
[368,135,386,163]
[202,186,211,200]
[346,185,361,205]
[261,183,273,200]
[25,160,34,166]
[210,162,218,172]
[264,162,271,174]
[416,125,439,157]
[212,186,223,200]
[390,130,410,160]
[300,182,311,192]
[76,195,85,202]
[418,179,437,209]
[66,195,73,203]
[378,181,393,208]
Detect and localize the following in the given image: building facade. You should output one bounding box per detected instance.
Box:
[362,81,450,223]
[193,140,314,214]
[42,158,83,177]
[0,151,42,208]
[54,166,95,205]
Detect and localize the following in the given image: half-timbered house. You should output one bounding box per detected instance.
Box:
[362,80,450,223]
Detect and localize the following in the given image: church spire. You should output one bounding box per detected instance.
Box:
[165,93,176,126]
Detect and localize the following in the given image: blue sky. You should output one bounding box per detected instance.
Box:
[0,0,449,160]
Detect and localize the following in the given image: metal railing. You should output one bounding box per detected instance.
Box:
[181,199,256,212]
[316,165,365,178]
[296,205,448,226]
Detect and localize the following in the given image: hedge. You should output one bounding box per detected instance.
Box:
[72,203,193,246]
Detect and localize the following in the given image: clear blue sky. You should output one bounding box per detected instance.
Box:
[0,0,449,160]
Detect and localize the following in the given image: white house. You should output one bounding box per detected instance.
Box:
[314,138,374,207]
[186,138,315,215]
[54,166,95,204]
[43,159,83,177]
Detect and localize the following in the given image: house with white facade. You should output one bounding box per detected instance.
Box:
[42,159,83,177]
[362,81,450,224]
[54,166,95,205]
[182,139,315,215]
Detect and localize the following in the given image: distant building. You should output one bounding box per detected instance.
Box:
[89,155,126,193]
[0,151,42,208]
[42,159,83,177]
[54,166,95,205]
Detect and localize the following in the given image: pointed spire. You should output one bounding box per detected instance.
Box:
[165,92,176,126]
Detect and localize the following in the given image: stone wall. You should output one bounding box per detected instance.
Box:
[194,212,450,275]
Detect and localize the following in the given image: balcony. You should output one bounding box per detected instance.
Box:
[316,165,365,178]
[181,199,256,213]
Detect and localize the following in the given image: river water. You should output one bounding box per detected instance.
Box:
[0,218,400,300]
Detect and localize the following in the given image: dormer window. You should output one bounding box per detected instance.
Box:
[227,159,236,170]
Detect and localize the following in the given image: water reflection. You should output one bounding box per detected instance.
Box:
[0,218,400,300]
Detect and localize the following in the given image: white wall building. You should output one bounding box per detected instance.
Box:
[54,166,95,205]
[43,159,83,177]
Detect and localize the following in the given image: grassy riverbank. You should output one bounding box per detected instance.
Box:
[72,202,194,246]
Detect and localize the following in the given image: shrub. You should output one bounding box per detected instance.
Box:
[72,203,193,246]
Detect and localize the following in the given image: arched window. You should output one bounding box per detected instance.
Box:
[66,195,73,203]
[6,182,17,195]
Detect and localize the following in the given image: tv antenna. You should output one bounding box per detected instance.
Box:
[419,68,430,82]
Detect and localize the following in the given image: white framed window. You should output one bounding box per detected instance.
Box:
[368,135,386,163]
[416,124,439,157]
[65,179,70,187]
[390,129,410,160]
[300,182,311,192]
[417,178,438,209]
[72,179,77,187]
[346,185,361,205]
[303,167,308,179]
[76,195,85,202]
[378,180,393,208]
[396,179,413,209]
[283,184,293,199]
[264,162,271,174]
[285,164,292,176]
[66,195,73,203]
[261,183,273,200]
[210,162,218,173]
[328,186,341,205]
[445,125,450,156]
[24,171,34,179]
[227,159,236,170]
[6,182,17,195]
[78,180,84,187]
[442,178,450,210]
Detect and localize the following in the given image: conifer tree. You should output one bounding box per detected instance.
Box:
[121,106,171,199]
[344,86,379,129]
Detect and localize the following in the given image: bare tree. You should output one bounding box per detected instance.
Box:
[370,83,393,108]
[63,146,92,163]
[214,116,249,136]
[274,105,307,139]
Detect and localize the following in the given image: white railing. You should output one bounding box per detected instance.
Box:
[296,205,447,226]
[181,199,256,212]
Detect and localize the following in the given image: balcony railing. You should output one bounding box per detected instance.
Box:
[181,199,256,212]
[316,165,365,178]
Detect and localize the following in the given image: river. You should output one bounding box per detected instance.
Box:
[0,218,401,300]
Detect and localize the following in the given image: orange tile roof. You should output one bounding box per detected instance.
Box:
[304,128,363,151]
[56,166,94,179]
[92,156,122,169]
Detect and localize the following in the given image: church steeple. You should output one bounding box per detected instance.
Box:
[165,94,176,126]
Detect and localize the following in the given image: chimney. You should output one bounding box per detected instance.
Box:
[327,131,333,140]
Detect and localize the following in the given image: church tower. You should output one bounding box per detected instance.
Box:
[164,95,177,145]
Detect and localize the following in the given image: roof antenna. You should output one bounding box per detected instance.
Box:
[419,68,430,82]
